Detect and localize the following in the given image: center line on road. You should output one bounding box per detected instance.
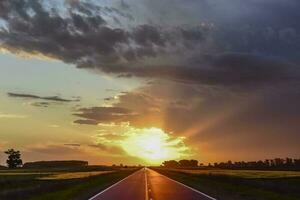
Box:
[145,168,149,200]
[88,169,142,200]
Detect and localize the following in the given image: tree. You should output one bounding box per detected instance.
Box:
[4,149,22,168]
[179,159,190,167]
[162,160,179,168]
[179,159,198,167]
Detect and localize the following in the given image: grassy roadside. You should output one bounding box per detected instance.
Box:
[0,168,138,200]
[152,168,300,200]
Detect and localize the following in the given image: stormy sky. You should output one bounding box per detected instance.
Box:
[0,0,299,165]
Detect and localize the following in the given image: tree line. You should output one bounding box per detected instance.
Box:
[23,160,88,168]
[211,158,300,170]
[162,159,199,168]
[2,149,88,169]
[162,158,300,170]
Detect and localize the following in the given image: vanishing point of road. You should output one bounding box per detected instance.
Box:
[89,168,216,200]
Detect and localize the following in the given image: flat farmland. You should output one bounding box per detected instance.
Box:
[169,168,300,178]
[153,168,300,200]
[0,167,138,200]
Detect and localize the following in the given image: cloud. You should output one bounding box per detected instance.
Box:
[88,143,125,155]
[64,143,81,147]
[119,127,190,163]
[87,123,191,162]
[74,106,139,125]
[1,0,299,163]
[73,80,300,161]
[31,102,51,107]
[73,119,99,125]
[73,91,162,127]
[7,92,80,102]
[24,142,127,159]
[108,53,299,85]
[1,0,298,86]
[25,143,81,155]
[0,113,28,119]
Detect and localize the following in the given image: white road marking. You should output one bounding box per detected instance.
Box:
[149,169,217,200]
[145,167,149,200]
[88,169,143,200]
[88,168,216,200]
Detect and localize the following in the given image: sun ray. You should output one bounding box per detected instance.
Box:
[120,127,190,164]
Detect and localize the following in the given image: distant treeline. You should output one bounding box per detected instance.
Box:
[211,158,300,170]
[162,160,198,168]
[23,160,88,168]
[162,158,300,170]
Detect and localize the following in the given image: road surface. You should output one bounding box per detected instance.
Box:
[89,168,216,200]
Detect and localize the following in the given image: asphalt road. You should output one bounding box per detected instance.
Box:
[89,168,216,200]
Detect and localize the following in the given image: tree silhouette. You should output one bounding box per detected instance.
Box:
[4,149,22,168]
[162,160,199,168]
[162,160,180,168]
[162,157,300,170]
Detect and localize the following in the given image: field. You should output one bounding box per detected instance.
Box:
[169,169,300,178]
[153,168,300,200]
[38,171,114,180]
[0,166,138,200]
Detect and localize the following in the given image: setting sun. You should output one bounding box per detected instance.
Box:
[120,128,189,164]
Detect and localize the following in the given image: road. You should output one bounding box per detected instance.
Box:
[89,168,216,200]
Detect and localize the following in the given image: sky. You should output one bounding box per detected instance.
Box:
[0,0,300,165]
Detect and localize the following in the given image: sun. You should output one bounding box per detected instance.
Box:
[134,132,167,160]
[120,127,189,164]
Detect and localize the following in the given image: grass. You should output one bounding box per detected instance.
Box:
[153,168,300,200]
[169,169,300,178]
[38,171,114,180]
[0,167,138,200]
[0,165,116,173]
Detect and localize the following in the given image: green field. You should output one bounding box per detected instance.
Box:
[0,167,138,200]
[153,168,300,200]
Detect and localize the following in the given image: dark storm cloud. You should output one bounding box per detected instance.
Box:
[132,25,165,47]
[1,0,299,86]
[110,53,299,85]
[7,92,79,102]
[120,0,130,10]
